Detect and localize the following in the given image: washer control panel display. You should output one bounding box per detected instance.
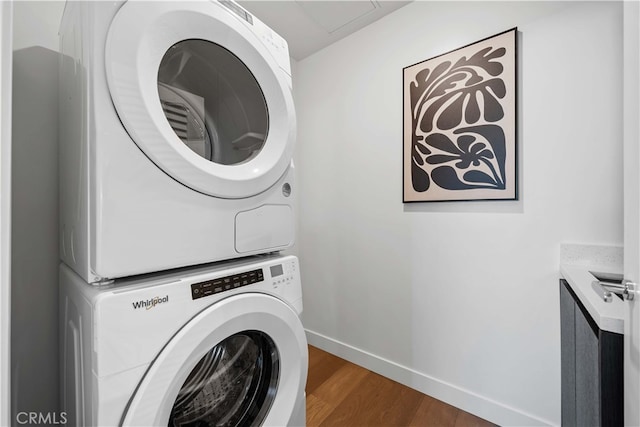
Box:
[191,268,264,300]
[270,264,284,277]
[270,260,296,288]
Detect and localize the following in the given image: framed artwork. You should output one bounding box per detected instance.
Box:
[403,28,517,202]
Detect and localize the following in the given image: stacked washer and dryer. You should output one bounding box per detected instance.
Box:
[58,1,307,426]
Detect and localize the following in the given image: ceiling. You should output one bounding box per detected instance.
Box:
[238,1,412,60]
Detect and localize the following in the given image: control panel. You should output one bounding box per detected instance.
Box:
[190,257,299,301]
[269,258,297,289]
[191,268,264,300]
[216,0,291,78]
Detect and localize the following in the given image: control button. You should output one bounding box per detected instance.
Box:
[192,268,264,300]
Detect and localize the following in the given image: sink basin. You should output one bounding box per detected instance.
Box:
[590,271,624,283]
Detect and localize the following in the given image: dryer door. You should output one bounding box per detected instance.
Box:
[121,293,307,426]
[105,1,295,199]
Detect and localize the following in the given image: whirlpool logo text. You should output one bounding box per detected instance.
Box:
[132,295,169,310]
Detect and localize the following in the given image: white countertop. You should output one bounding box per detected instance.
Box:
[560,264,625,334]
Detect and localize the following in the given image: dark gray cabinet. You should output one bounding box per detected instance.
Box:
[560,279,623,426]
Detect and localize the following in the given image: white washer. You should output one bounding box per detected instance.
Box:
[60,254,308,426]
[59,0,297,284]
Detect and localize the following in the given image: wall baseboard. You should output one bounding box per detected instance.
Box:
[305,329,555,427]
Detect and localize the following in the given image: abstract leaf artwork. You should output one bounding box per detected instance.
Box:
[403,28,517,202]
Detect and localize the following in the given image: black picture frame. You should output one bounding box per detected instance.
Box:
[403,28,518,202]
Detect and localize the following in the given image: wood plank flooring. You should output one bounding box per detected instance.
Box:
[306,346,497,427]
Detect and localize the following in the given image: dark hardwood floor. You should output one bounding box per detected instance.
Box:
[306,346,497,427]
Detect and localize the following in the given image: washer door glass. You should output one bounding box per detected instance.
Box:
[169,331,279,427]
[120,293,307,426]
[158,39,268,166]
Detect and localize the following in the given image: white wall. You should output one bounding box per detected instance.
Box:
[295,1,623,425]
[0,3,13,426]
[12,1,63,52]
[11,1,64,423]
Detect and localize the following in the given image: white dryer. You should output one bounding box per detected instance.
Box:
[59,0,297,283]
[60,254,308,426]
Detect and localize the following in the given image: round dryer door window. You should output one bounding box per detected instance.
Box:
[169,331,279,426]
[105,1,295,198]
[157,40,269,167]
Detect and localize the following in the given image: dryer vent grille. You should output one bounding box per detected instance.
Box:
[158,82,211,160]
[161,101,191,141]
[161,101,190,141]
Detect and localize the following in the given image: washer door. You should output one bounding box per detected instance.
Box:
[105,1,295,198]
[121,293,307,426]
